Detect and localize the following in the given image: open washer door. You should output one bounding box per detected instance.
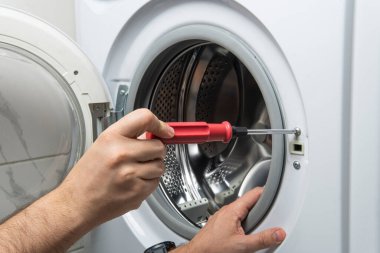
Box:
[0,6,111,240]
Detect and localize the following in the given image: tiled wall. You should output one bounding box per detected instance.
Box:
[0,0,76,39]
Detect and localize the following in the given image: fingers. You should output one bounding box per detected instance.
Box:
[97,133,166,163]
[124,139,166,162]
[109,108,174,139]
[133,159,165,180]
[123,178,160,210]
[141,177,161,196]
[244,227,286,251]
[230,187,263,220]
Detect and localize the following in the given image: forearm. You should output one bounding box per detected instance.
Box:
[0,187,91,253]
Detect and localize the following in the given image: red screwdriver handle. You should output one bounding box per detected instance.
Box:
[146,121,233,144]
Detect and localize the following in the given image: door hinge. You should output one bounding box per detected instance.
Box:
[89,85,129,140]
[89,102,109,141]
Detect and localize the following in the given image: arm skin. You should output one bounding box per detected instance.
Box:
[0,109,286,253]
[0,187,91,253]
[0,109,174,253]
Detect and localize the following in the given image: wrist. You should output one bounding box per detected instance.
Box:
[49,184,94,233]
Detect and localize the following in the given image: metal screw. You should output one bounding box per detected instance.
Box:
[294,127,301,137]
[293,161,301,170]
[119,85,129,95]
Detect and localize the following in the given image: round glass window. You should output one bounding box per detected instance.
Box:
[0,45,84,221]
[134,40,285,238]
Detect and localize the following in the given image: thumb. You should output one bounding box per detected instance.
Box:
[108,108,174,138]
[244,227,286,251]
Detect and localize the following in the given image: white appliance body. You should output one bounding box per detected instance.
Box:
[0,1,378,253]
[74,1,380,253]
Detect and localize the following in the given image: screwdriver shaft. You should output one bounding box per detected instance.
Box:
[247,128,298,135]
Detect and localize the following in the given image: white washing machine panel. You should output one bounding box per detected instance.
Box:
[102,1,311,249]
[75,0,355,253]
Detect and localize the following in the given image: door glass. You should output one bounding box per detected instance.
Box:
[0,46,84,221]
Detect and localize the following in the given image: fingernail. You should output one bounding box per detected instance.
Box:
[272,230,285,243]
[167,126,175,137]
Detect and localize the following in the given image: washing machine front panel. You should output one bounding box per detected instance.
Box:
[0,6,110,225]
[102,1,309,249]
[77,0,351,252]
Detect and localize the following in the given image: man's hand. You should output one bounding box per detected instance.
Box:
[59,108,174,225]
[174,187,286,253]
[0,109,174,253]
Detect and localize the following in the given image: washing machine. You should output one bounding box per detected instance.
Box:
[0,0,379,253]
[74,0,380,252]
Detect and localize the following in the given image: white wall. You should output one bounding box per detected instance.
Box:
[0,0,75,39]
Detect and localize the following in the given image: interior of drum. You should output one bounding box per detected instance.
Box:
[148,42,272,227]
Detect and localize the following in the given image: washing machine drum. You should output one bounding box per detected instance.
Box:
[135,41,284,237]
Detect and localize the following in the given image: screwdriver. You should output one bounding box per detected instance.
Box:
[146,121,301,144]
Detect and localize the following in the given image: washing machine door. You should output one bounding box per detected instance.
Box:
[0,7,111,222]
